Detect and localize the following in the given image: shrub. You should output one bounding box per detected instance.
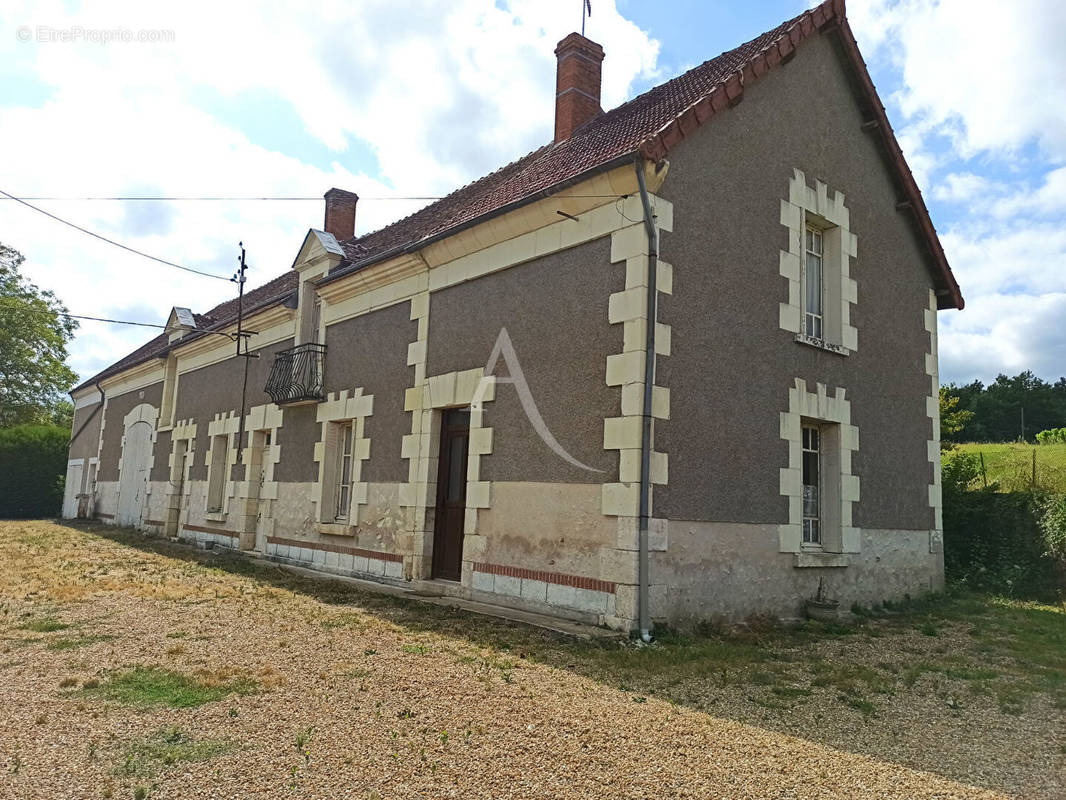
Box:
[942,450,981,493]
[943,484,1066,601]
[1039,494,1066,563]
[1035,427,1066,445]
[0,424,69,518]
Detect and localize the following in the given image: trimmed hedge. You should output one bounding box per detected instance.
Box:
[0,424,69,518]
[943,450,1066,600]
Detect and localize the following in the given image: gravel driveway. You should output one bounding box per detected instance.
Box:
[1,520,1061,799]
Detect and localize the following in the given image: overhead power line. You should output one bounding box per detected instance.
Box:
[62,313,165,329]
[0,193,625,201]
[0,304,250,341]
[0,187,231,281]
[0,195,446,201]
[0,303,164,329]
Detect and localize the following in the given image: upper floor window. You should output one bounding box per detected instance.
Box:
[779,169,858,354]
[803,225,824,341]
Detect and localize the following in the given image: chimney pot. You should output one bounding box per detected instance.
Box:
[323,188,358,240]
[554,33,605,142]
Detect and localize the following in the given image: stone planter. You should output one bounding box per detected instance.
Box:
[805,599,840,622]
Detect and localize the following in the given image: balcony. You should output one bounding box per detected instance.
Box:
[265,343,326,405]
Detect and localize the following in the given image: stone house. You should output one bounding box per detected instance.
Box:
[63,0,963,634]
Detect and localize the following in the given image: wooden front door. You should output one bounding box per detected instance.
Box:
[431,409,470,581]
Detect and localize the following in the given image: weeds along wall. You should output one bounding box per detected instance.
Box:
[942,450,1066,601]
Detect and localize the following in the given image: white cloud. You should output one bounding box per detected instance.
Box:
[0,0,659,383]
[990,166,1066,218]
[940,292,1066,385]
[933,172,1001,204]
[848,0,1066,385]
[850,0,1066,160]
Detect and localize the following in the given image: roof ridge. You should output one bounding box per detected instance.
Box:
[74,0,960,395]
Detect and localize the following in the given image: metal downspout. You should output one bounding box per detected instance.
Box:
[634,158,659,643]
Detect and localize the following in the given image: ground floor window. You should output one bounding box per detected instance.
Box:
[802,424,821,546]
[206,433,230,513]
[333,421,354,522]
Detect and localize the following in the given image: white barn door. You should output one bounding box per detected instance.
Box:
[61,460,84,519]
[116,420,153,527]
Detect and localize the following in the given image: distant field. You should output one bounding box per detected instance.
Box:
[953,442,1066,492]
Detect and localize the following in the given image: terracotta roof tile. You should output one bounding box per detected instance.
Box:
[75,0,961,392]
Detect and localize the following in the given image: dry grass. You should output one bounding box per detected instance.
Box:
[1,519,1063,799]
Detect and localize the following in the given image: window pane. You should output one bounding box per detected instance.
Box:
[806,253,822,316]
[336,484,350,519]
[802,450,819,487]
[446,435,468,501]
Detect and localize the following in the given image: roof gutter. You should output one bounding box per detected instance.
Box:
[634,156,659,644]
[319,152,639,288]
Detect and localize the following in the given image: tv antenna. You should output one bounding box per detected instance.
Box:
[581,0,591,36]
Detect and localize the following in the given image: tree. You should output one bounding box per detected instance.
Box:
[943,373,1066,443]
[0,243,78,427]
[939,387,973,449]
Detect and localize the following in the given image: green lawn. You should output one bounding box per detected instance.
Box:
[953,442,1066,492]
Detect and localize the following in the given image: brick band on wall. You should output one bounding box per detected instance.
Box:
[472,562,616,594]
[266,535,402,563]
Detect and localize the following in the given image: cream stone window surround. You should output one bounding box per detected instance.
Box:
[234,403,284,543]
[164,419,197,537]
[779,378,860,562]
[779,169,858,355]
[204,411,241,521]
[312,389,373,535]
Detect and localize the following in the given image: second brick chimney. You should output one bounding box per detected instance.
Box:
[554,33,605,142]
[323,188,358,240]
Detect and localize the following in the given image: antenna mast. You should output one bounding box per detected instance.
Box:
[581,0,591,36]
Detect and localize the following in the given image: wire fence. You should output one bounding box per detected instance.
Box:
[970,445,1066,493]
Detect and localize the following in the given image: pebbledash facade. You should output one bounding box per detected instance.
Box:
[63,1,963,632]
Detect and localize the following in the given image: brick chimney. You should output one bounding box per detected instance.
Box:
[323,188,358,239]
[554,33,605,142]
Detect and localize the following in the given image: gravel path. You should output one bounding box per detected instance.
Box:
[0,521,1060,799]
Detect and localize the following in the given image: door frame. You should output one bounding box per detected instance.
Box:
[430,408,472,581]
[117,419,153,528]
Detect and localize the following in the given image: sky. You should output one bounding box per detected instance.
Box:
[1,0,1064,389]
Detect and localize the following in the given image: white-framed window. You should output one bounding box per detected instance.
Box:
[803,225,824,341]
[333,421,354,522]
[779,169,858,354]
[801,424,821,547]
[206,433,230,514]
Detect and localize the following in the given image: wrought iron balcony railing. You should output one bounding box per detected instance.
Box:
[265,343,326,405]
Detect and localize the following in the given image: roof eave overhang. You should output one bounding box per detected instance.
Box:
[638,0,963,311]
